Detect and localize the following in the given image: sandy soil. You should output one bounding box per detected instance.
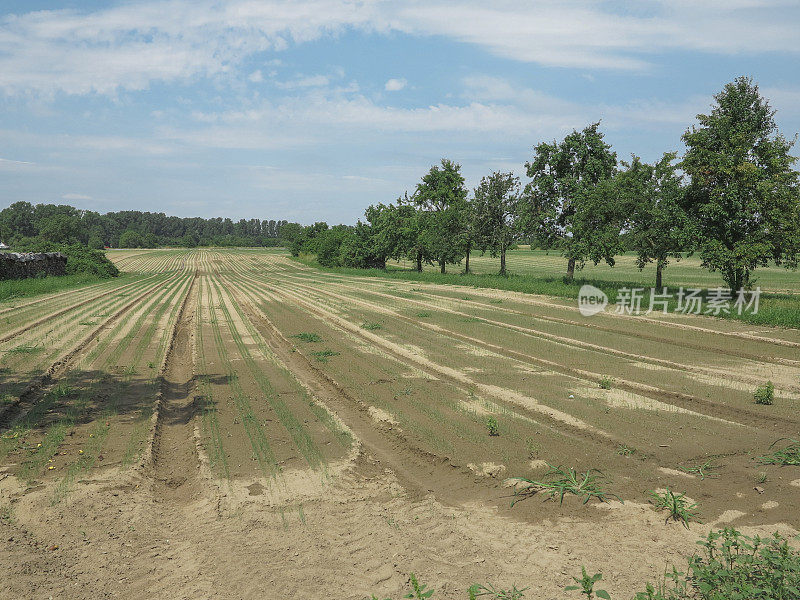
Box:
[1,249,798,599]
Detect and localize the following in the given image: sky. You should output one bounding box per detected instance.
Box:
[0,1,799,225]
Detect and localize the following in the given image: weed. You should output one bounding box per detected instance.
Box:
[753,381,774,405]
[361,322,383,331]
[311,349,340,363]
[508,464,619,506]
[416,311,431,318]
[756,471,768,484]
[405,573,434,599]
[566,567,611,599]
[649,488,699,527]
[461,316,482,323]
[147,361,156,369]
[292,332,322,343]
[51,384,74,398]
[79,320,97,326]
[759,438,800,466]
[633,528,800,599]
[599,376,613,390]
[486,416,499,437]
[0,503,13,524]
[0,394,13,405]
[6,344,44,355]
[488,298,504,304]
[677,460,718,480]
[469,583,528,599]
[616,444,635,457]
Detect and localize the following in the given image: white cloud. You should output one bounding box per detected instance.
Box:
[0,1,797,96]
[275,75,330,89]
[248,70,264,83]
[384,78,407,91]
[62,193,93,201]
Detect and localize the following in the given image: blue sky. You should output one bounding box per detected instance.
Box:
[1,1,799,224]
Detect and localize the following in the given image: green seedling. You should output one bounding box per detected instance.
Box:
[508,464,619,506]
[649,488,699,527]
[566,567,611,599]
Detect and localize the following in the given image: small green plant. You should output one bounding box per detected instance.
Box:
[649,489,699,528]
[599,376,612,390]
[508,464,619,506]
[404,573,434,599]
[759,438,800,466]
[753,381,774,405]
[488,298,504,304]
[469,583,527,599]
[416,311,431,318]
[311,349,340,363]
[486,416,499,436]
[6,344,44,355]
[292,332,322,343]
[0,393,14,405]
[616,444,635,457]
[756,471,768,484]
[677,459,719,480]
[51,384,74,398]
[566,567,611,599]
[361,322,383,331]
[147,361,156,369]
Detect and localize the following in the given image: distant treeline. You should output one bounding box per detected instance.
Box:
[286,77,800,291]
[0,204,299,249]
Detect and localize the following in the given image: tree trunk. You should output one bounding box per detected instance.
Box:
[416,251,423,272]
[566,257,576,282]
[655,259,664,289]
[440,259,446,274]
[499,247,506,276]
[464,244,471,274]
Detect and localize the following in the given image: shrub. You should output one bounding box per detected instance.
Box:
[634,528,800,599]
[754,381,774,405]
[486,417,499,436]
[14,241,118,278]
[599,376,612,390]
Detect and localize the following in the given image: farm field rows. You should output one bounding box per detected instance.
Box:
[1,247,799,599]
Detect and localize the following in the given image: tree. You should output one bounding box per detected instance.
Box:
[119,229,145,248]
[622,153,692,288]
[38,213,80,244]
[413,159,469,274]
[473,171,522,276]
[682,76,800,290]
[523,123,617,281]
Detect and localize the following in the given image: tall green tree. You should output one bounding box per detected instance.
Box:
[523,123,618,281]
[621,153,692,288]
[412,158,469,274]
[473,171,522,276]
[682,76,800,290]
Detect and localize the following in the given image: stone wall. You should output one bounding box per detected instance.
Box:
[0,252,67,280]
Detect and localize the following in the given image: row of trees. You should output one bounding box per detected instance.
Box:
[289,77,800,290]
[0,204,297,249]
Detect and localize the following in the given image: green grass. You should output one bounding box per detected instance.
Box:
[311,349,340,363]
[361,321,383,330]
[649,488,699,527]
[508,464,619,506]
[5,344,45,355]
[0,272,105,303]
[759,438,800,466]
[677,459,719,480]
[292,332,322,342]
[294,253,800,328]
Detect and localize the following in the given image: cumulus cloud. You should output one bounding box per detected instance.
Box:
[384,78,407,91]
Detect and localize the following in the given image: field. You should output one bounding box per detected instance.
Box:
[395,247,800,292]
[2,247,799,599]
